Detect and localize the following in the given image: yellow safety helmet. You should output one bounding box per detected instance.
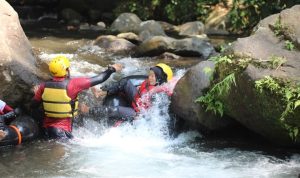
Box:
[156,63,173,82]
[48,56,70,77]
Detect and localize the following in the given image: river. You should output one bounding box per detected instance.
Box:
[0,34,299,178]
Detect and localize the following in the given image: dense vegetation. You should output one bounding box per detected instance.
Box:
[113,0,300,34]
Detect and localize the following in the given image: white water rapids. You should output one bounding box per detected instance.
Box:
[0,37,299,178]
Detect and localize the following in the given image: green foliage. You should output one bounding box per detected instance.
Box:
[196,73,236,116]
[113,0,297,34]
[113,0,220,24]
[255,76,300,141]
[274,17,284,36]
[228,0,286,34]
[285,40,295,51]
[209,55,233,65]
[268,55,287,69]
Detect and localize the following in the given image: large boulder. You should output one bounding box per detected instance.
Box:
[93,35,136,55]
[138,20,166,41]
[216,5,300,146]
[171,61,235,131]
[0,1,41,105]
[135,36,215,59]
[110,13,142,33]
[178,21,205,36]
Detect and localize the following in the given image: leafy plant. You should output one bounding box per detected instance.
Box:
[209,55,233,65]
[273,17,284,36]
[228,0,284,34]
[285,40,295,51]
[196,73,236,116]
[255,76,281,94]
[268,55,287,70]
[255,76,300,141]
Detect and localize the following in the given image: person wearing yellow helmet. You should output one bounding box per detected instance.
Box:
[32,56,122,139]
[80,63,175,125]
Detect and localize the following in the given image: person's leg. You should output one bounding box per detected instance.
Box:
[117,106,137,120]
[45,127,73,140]
[89,106,136,121]
[123,80,138,103]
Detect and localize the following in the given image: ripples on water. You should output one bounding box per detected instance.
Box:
[0,37,299,178]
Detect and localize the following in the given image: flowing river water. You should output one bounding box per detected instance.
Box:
[0,35,300,178]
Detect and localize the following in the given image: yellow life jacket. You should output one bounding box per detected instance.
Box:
[42,79,78,118]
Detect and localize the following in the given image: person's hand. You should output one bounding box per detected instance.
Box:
[79,103,90,113]
[32,85,39,93]
[0,130,7,141]
[111,63,123,72]
[91,87,107,98]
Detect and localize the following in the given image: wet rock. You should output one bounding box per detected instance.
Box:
[97,22,106,29]
[93,35,136,55]
[178,21,205,36]
[171,61,235,131]
[138,20,166,41]
[217,5,300,146]
[138,30,152,42]
[0,1,42,105]
[135,36,215,59]
[110,13,142,33]
[158,21,179,35]
[117,32,141,44]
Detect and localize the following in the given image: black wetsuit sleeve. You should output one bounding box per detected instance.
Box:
[0,110,19,125]
[90,66,116,87]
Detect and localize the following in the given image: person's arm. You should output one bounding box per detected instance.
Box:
[0,102,21,125]
[1,108,21,124]
[90,66,116,87]
[31,83,45,107]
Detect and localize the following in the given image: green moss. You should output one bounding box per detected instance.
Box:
[196,55,241,116]
[255,76,300,141]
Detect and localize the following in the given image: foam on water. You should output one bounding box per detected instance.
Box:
[34,54,300,178]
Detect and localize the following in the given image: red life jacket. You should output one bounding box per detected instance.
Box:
[132,80,155,112]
